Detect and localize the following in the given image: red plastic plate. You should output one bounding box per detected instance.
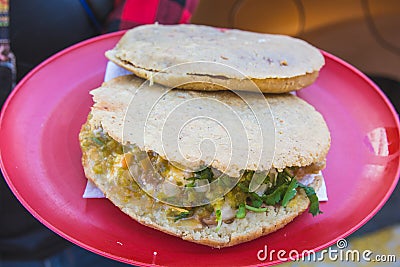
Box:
[0,32,399,266]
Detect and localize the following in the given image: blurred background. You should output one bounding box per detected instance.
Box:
[1,0,399,266]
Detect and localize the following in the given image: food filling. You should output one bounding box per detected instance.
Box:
[80,121,323,230]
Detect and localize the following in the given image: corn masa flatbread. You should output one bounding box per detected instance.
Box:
[106,24,325,93]
[79,75,330,247]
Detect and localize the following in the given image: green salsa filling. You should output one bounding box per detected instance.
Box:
[80,124,322,227]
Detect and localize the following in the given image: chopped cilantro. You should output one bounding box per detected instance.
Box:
[237,182,250,193]
[250,193,263,208]
[236,203,246,219]
[215,209,222,231]
[174,211,191,222]
[184,167,214,187]
[184,177,196,187]
[197,167,214,181]
[237,169,322,216]
[298,184,322,216]
[282,178,299,207]
[262,184,288,205]
[245,204,267,212]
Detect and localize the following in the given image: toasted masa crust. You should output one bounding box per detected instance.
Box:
[106,50,320,93]
[105,24,325,93]
[80,117,311,248]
